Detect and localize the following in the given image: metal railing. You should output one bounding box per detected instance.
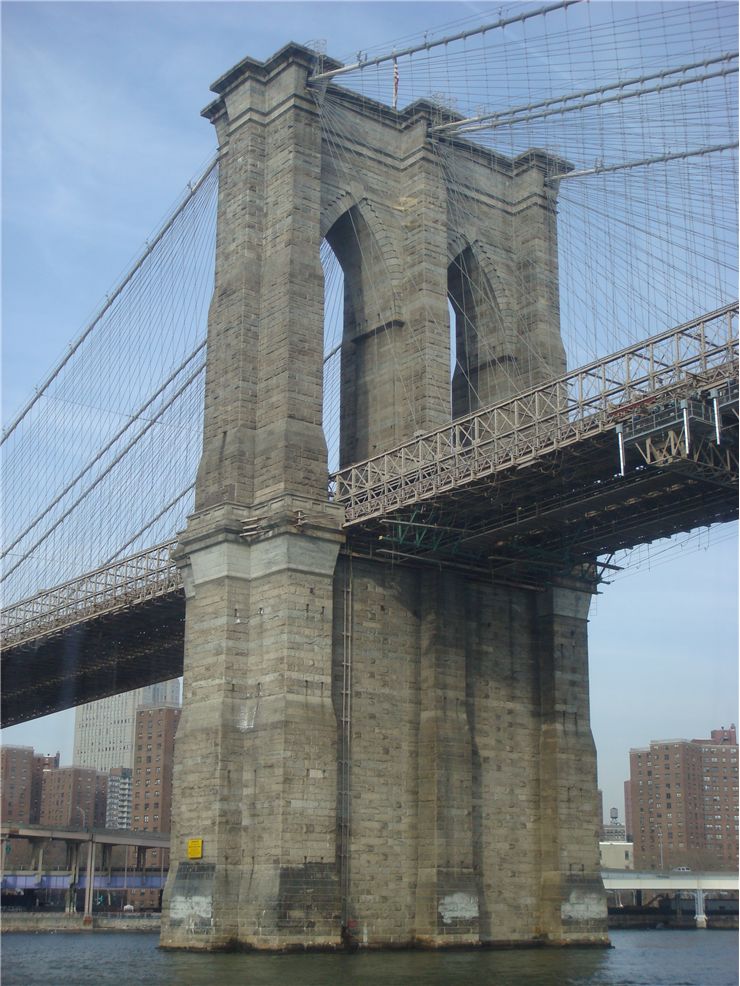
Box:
[1,540,180,648]
[331,304,738,522]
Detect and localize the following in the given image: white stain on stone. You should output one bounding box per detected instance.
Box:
[237,701,258,731]
[562,892,607,921]
[171,894,213,923]
[438,892,479,925]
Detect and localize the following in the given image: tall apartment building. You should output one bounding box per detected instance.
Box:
[627,725,739,870]
[624,780,633,841]
[39,766,108,829]
[31,752,60,823]
[128,705,181,909]
[1,747,60,824]
[106,767,133,829]
[1,746,34,823]
[1,747,61,867]
[73,679,180,773]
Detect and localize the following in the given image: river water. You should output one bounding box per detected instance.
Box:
[1,929,737,985]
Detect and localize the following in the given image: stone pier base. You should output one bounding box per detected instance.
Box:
[161,556,608,950]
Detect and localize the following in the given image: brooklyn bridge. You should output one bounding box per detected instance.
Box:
[2,0,737,950]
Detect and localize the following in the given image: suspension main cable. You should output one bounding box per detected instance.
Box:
[1,361,206,585]
[434,63,738,135]
[1,341,206,561]
[431,52,738,133]
[308,0,582,82]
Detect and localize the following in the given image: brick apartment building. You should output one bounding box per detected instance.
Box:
[39,766,107,829]
[1,747,62,867]
[627,725,739,870]
[31,752,61,823]
[128,705,181,909]
[74,680,180,773]
[1,746,34,824]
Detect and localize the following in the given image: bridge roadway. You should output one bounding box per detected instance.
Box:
[0,822,170,851]
[4,869,736,894]
[2,304,737,725]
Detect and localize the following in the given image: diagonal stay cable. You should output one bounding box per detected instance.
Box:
[0,360,206,585]
[102,482,195,564]
[437,65,738,135]
[550,143,739,181]
[1,155,217,446]
[431,52,738,133]
[1,341,206,561]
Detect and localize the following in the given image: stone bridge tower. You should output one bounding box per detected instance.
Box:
[160,43,607,950]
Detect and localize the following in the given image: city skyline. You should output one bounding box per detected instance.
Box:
[2,1,737,826]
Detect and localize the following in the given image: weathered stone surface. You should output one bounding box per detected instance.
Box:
[161,42,607,951]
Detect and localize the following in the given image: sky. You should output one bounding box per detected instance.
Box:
[2,0,738,822]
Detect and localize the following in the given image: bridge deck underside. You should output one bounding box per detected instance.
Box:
[345,405,739,584]
[1,593,185,727]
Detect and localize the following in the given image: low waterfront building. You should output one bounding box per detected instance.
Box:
[599,841,634,870]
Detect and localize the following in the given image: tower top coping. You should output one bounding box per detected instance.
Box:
[201,42,572,178]
[204,42,342,113]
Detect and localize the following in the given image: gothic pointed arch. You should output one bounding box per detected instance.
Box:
[323,202,403,466]
[448,239,515,415]
[322,191,403,310]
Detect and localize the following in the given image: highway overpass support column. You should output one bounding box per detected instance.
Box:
[83,839,96,924]
[65,840,80,913]
[695,889,707,929]
[30,837,50,886]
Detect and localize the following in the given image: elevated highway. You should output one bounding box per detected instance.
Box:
[602,870,738,893]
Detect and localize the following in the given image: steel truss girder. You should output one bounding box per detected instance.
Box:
[1,540,179,649]
[333,304,738,525]
[632,429,738,484]
[345,398,738,582]
[1,592,186,726]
